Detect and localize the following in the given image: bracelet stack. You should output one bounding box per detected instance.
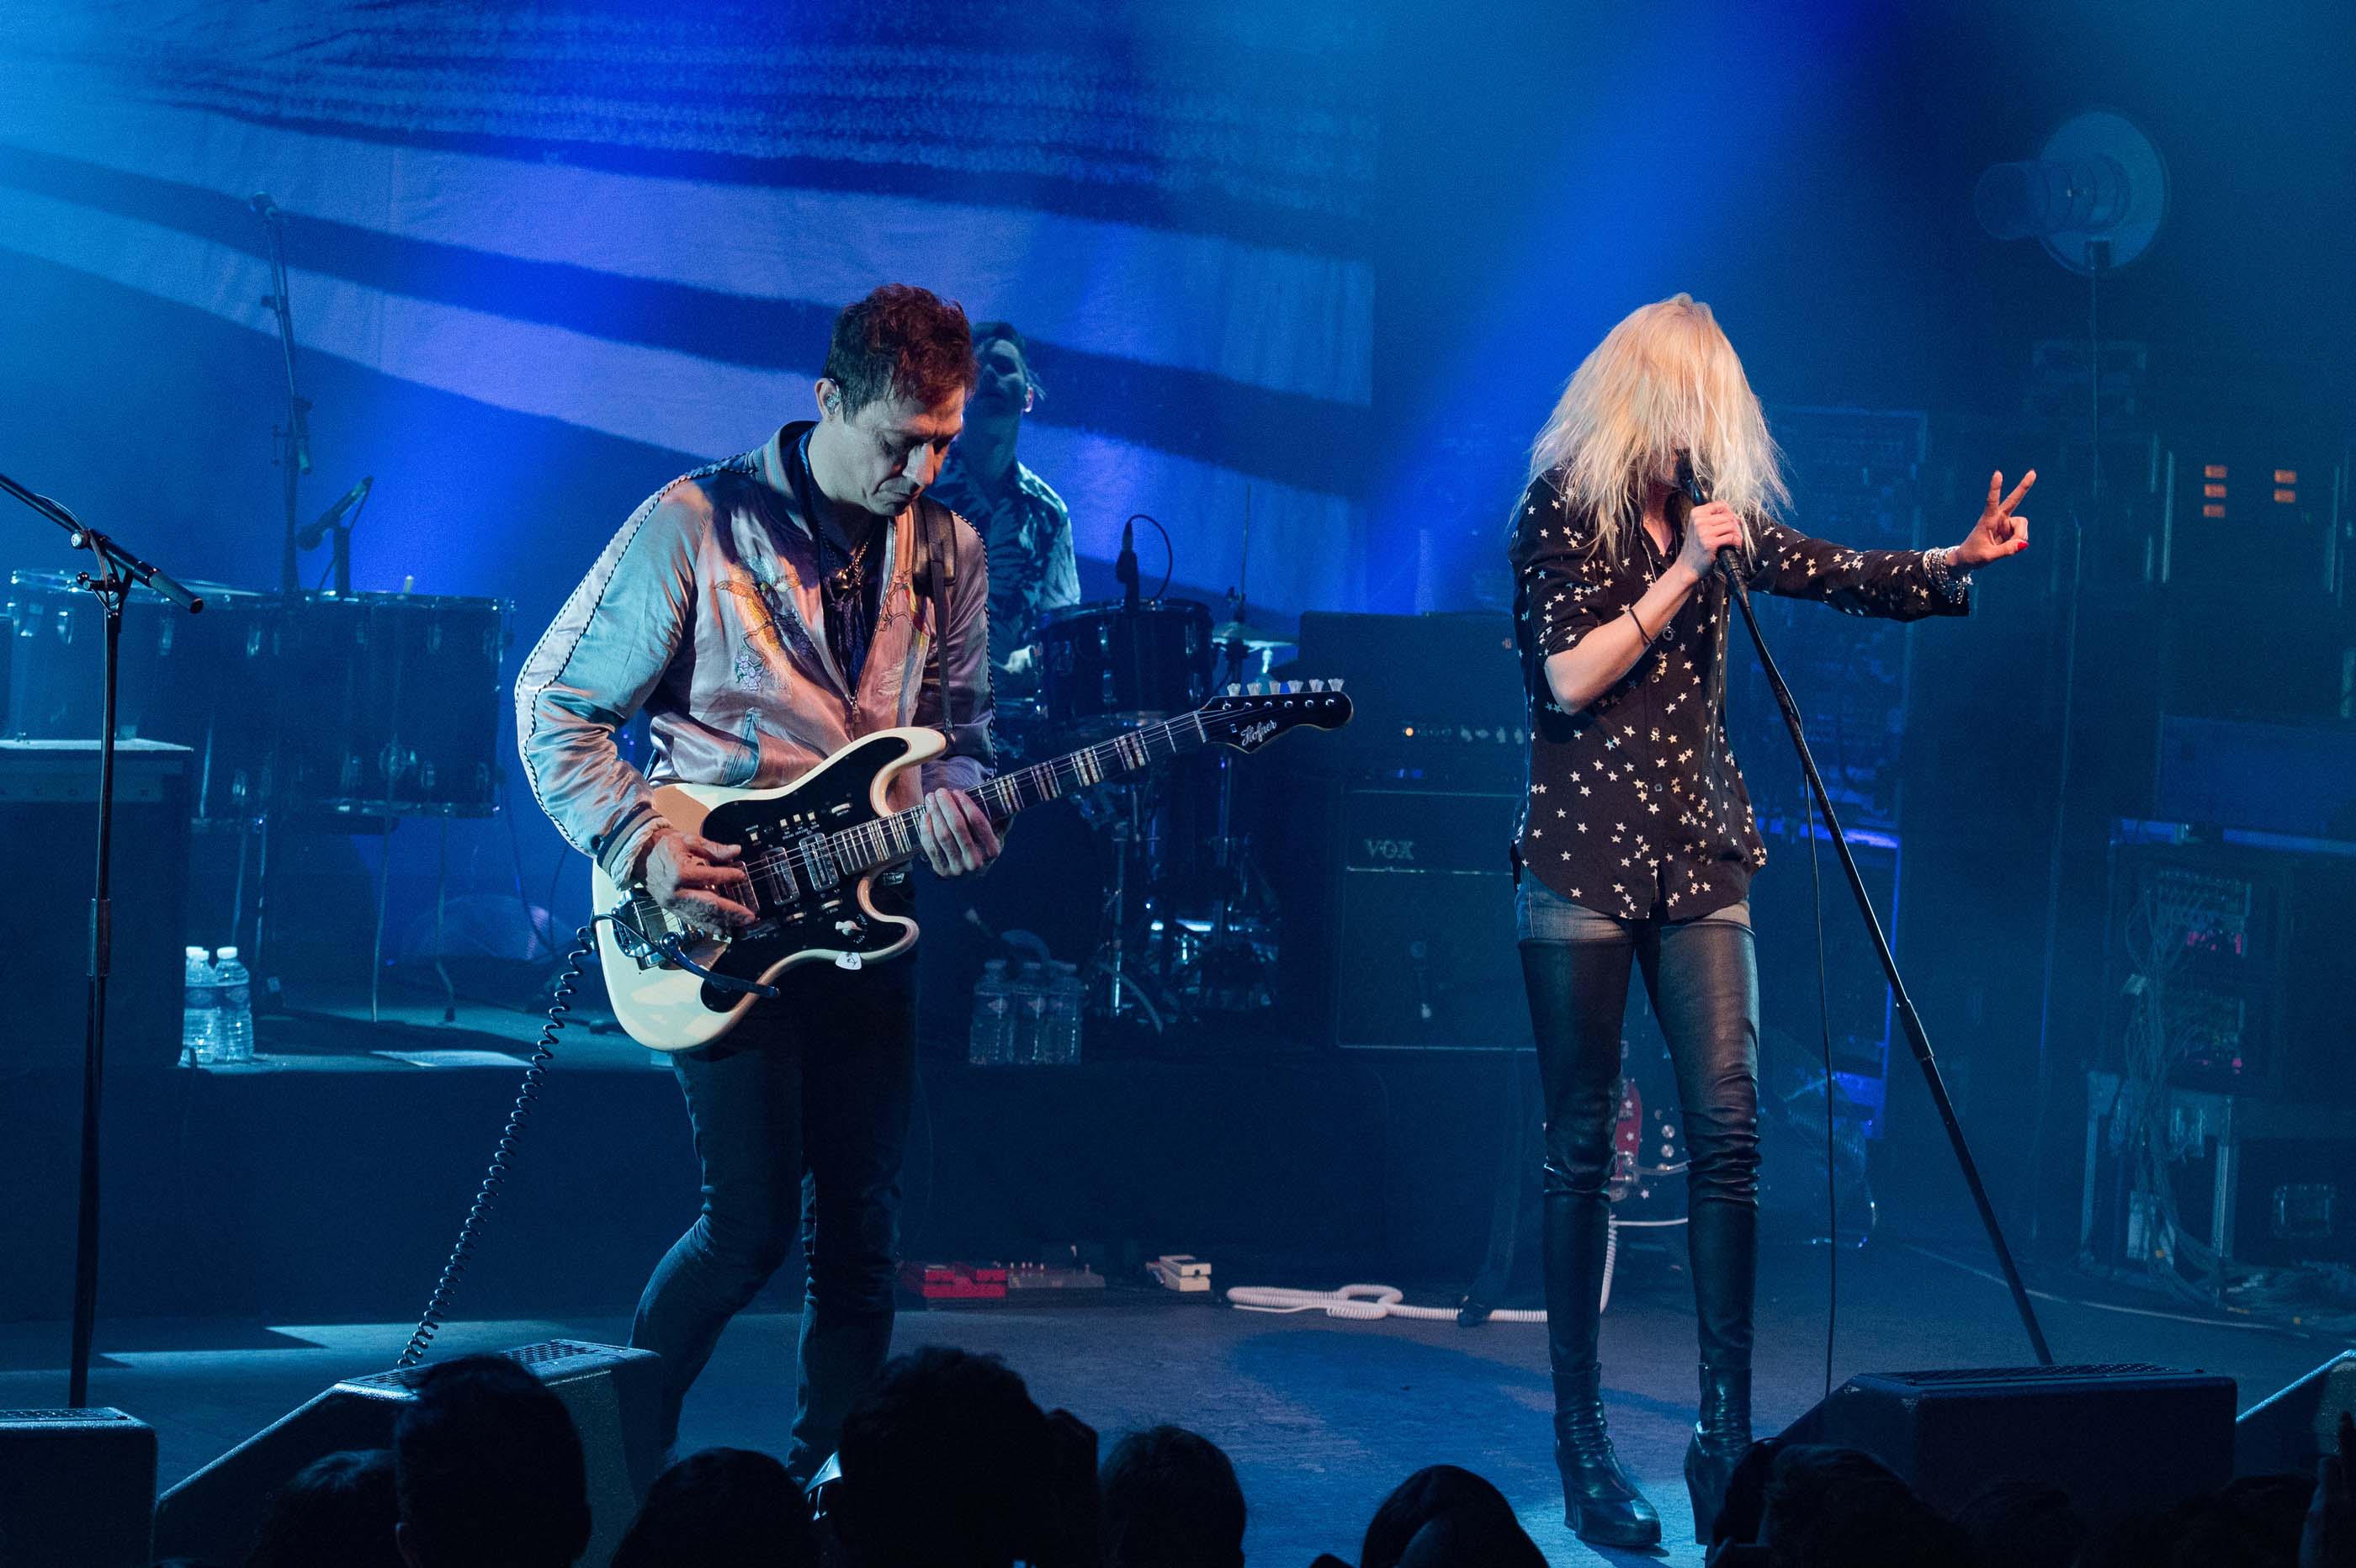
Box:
[1924,545,1971,601]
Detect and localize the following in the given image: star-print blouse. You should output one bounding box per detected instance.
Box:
[1508,469,1970,923]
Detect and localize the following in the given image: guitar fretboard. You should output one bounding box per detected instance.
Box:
[740,709,1212,908]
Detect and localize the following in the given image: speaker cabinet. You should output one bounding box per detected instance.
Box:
[152,1341,663,1568]
[1780,1364,2235,1521]
[1324,788,1523,1049]
[0,739,190,1073]
[0,1407,157,1568]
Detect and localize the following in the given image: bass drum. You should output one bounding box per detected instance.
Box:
[4,569,278,820]
[277,592,511,818]
[1036,599,1213,746]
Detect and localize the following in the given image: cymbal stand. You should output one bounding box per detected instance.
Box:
[1092,798,1166,1032]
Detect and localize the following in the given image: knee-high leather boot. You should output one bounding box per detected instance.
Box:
[1523,941,1661,1549]
[1646,916,1762,1544]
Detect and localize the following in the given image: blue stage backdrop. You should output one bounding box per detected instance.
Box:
[0,0,1376,611]
[0,1,1377,936]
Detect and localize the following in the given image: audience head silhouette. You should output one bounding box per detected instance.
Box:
[1759,1446,1972,1568]
[247,1447,403,1568]
[1100,1424,1245,1568]
[392,1353,591,1568]
[1358,1465,1547,1568]
[833,1346,1053,1568]
[611,1446,816,1568]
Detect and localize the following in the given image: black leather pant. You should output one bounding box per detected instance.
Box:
[1519,887,1760,1392]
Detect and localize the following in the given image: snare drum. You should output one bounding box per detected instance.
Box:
[278,592,510,817]
[1037,599,1212,743]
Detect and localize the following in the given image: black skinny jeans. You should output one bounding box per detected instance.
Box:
[630,951,915,1479]
[1518,879,1761,1375]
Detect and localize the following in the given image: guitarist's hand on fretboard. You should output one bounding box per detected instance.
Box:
[918,787,1000,878]
[644,827,758,935]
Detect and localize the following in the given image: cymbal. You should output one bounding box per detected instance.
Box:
[1212,619,1293,650]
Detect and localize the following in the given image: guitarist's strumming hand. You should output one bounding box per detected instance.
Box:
[644,828,758,936]
[920,787,1000,878]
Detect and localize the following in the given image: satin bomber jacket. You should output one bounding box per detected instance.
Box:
[516,423,995,887]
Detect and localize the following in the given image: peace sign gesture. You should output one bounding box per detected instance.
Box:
[1955,469,2035,569]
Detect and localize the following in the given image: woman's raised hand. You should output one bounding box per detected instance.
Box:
[1957,469,2035,568]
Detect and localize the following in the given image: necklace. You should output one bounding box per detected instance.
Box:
[827,527,877,597]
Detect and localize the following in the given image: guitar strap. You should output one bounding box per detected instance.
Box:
[912,499,995,769]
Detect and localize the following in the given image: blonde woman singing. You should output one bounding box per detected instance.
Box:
[1506,294,2032,1546]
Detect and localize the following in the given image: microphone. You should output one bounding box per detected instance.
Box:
[248,192,279,220]
[1116,516,1140,610]
[298,474,373,549]
[1676,453,1743,584]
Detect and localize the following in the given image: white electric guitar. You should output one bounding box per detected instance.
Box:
[592,682,1352,1051]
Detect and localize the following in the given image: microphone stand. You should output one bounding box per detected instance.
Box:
[256,199,310,599]
[1717,551,2056,1366]
[0,470,204,1407]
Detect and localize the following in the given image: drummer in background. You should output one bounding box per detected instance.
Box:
[926,321,1080,697]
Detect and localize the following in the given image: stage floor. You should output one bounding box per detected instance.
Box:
[2,1242,2334,1567]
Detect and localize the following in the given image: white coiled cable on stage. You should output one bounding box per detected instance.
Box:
[1225,1224,1636,1322]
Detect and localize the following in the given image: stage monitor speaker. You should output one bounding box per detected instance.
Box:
[0,1407,157,1568]
[151,1340,663,1568]
[1780,1364,2235,1521]
[2236,1351,2356,1478]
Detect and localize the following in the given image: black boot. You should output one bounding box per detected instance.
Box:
[1684,1363,1753,1543]
[1555,1364,1664,1547]
[1525,935,1661,1549]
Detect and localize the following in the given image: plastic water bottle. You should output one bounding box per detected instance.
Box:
[1011,961,1048,1065]
[968,959,1013,1066]
[213,946,255,1063]
[1043,961,1084,1064]
[181,946,220,1067]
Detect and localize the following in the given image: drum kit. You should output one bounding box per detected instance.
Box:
[3,569,512,993]
[990,595,1297,1031]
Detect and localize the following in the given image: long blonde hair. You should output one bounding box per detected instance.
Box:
[1526,294,1788,562]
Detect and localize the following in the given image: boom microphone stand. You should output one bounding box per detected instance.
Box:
[0,470,204,1406]
[1701,482,2056,1366]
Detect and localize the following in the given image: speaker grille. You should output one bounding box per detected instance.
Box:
[342,1339,618,1393]
[1875,1364,2178,1385]
[0,1408,140,1422]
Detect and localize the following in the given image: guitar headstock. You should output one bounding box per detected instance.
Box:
[1196,679,1354,753]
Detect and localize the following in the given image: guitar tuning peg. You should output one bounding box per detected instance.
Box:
[1248,680,1270,695]
[1330,677,1345,691]
[1224,683,1242,697]
[1308,679,1327,692]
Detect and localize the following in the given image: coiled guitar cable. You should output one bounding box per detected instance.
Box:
[396,908,779,1369]
[397,924,597,1369]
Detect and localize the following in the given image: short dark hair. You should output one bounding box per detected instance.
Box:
[250,1448,403,1568]
[1101,1425,1244,1568]
[972,320,1027,359]
[836,1347,1052,1567]
[823,284,974,416]
[1360,1465,1546,1568]
[613,1447,815,1568]
[1762,1447,1971,1568]
[393,1354,590,1568]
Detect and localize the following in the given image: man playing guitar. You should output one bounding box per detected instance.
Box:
[516,283,1000,1476]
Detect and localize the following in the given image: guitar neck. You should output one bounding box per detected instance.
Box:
[829,711,1213,878]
